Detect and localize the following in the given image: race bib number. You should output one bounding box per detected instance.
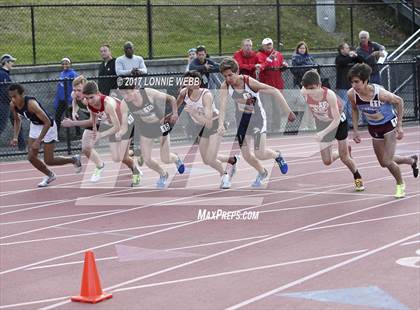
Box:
[391,117,398,127]
[127,113,134,125]
[160,123,171,133]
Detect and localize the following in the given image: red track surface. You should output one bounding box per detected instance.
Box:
[0,126,419,310]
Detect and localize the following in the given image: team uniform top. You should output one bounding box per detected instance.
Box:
[88,94,123,125]
[125,89,165,124]
[184,88,219,125]
[75,98,91,121]
[354,84,395,125]
[303,87,343,123]
[15,96,54,126]
[227,75,267,133]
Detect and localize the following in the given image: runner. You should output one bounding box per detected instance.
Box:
[8,83,81,187]
[301,69,364,191]
[348,63,418,198]
[218,58,296,187]
[119,84,185,189]
[176,71,238,189]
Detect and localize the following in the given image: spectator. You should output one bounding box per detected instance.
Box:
[98,44,117,95]
[185,48,197,72]
[53,57,78,136]
[356,30,385,85]
[0,54,25,150]
[291,41,316,87]
[335,42,364,125]
[256,38,288,131]
[188,45,220,89]
[115,41,147,77]
[233,38,258,78]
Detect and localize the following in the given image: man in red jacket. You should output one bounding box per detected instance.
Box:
[256,38,288,90]
[233,39,258,78]
[256,38,288,131]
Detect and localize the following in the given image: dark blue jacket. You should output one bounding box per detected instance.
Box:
[53,68,78,109]
[188,58,220,88]
[291,53,317,86]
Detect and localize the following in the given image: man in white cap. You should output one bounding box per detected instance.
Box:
[115,41,147,77]
[0,54,26,150]
[256,38,288,131]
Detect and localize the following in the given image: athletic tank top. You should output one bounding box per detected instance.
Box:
[354,84,395,125]
[75,98,90,120]
[227,75,265,119]
[88,94,122,125]
[15,96,53,126]
[184,88,219,125]
[125,89,164,124]
[304,87,343,123]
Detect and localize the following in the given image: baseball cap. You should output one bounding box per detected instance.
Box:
[1,54,17,64]
[124,41,134,49]
[262,38,273,45]
[60,57,71,64]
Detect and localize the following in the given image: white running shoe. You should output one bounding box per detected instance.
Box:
[251,169,268,188]
[220,173,231,189]
[38,173,56,187]
[90,163,105,183]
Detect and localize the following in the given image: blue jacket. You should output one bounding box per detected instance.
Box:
[0,67,12,106]
[53,68,78,109]
[291,53,317,86]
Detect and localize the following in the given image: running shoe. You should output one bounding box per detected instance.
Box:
[156,172,169,189]
[275,152,288,174]
[394,183,406,199]
[411,155,418,178]
[73,154,82,174]
[131,171,143,187]
[175,154,185,174]
[354,178,365,191]
[90,163,105,183]
[252,169,268,188]
[220,173,231,189]
[38,172,56,187]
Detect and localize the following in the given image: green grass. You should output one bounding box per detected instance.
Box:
[0,0,407,65]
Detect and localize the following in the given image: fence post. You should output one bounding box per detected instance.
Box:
[276,0,281,49]
[63,79,71,155]
[30,6,36,65]
[415,56,419,121]
[349,4,354,47]
[218,5,222,55]
[412,0,416,35]
[147,0,153,59]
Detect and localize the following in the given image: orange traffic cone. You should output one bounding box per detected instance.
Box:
[71,250,113,304]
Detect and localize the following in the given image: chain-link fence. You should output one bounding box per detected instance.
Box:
[0,60,418,160]
[0,1,417,65]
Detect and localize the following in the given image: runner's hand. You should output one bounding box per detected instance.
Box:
[61,118,73,127]
[287,111,296,122]
[217,125,226,136]
[353,131,362,143]
[396,126,404,140]
[9,138,18,147]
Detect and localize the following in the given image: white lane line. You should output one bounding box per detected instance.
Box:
[0,170,413,276]
[25,234,272,271]
[225,232,420,310]
[0,209,123,226]
[0,249,367,310]
[304,211,420,232]
[401,240,420,246]
[0,221,190,246]
[0,199,70,210]
[40,194,420,310]
[111,250,369,293]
